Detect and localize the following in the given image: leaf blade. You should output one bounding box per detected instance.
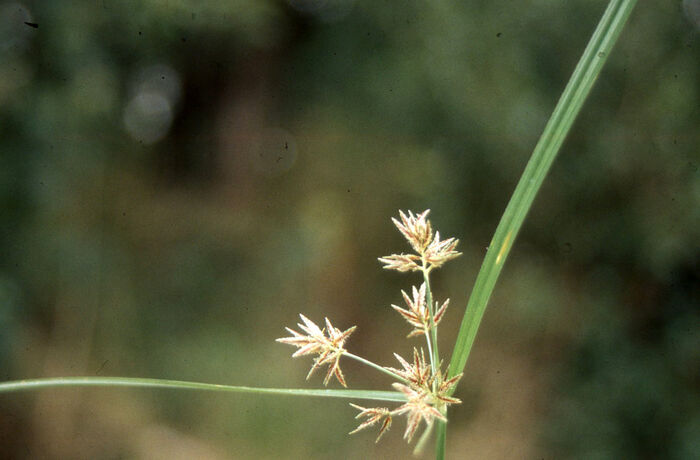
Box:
[448,0,638,382]
[0,377,406,402]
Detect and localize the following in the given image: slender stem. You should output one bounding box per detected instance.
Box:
[344,352,410,384]
[423,324,436,375]
[435,419,446,460]
[423,267,439,380]
[413,420,435,456]
[0,377,408,402]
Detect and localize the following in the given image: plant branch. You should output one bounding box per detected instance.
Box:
[423,266,439,378]
[344,352,410,384]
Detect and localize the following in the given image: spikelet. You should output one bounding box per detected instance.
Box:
[379,210,462,272]
[276,314,356,387]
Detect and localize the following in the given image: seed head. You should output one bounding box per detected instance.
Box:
[391,383,446,442]
[391,283,450,337]
[380,210,462,272]
[385,348,431,388]
[377,253,422,272]
[276,314,356,387]
[348,404,393,442]
[424,231,462,268]
[392,209,433,253]
[433,369,463,405]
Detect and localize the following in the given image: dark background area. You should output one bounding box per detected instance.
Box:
[0,0,698,458]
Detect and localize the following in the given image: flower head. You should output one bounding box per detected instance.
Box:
[377,253,422,272]
[392,209,433,253]
[385,348,431,388]
[391,383,446,442]
[391,283,450,337]
[349,404,393,442]
[424,231,462,268]
[277,314,356,387]
[350,364,463,444]
[432,369,463,405]
[380,210,462,272]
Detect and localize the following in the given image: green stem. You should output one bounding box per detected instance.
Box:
[0,377,408,402]
[344,352,410,384]
[435,419,446,460]
[423,267,439,378]
[447,0,637,385]
[424,323,436,375]
[414,419,435,456]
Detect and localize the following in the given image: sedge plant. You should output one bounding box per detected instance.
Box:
[278,209,462,450]
[0,0,637,458]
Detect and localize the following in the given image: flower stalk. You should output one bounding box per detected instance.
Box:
[422,268,439,383]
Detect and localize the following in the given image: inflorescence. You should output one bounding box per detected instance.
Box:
[277,209,463,445]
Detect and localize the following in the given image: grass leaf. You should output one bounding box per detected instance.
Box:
[0,377,407,402]
[448,0,637,384]
[442,0,637,460]
[440,1,638,456]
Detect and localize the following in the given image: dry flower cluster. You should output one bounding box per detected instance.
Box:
[277,210,463,446]
[276,314,356,387]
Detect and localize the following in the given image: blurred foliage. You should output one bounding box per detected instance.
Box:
[0,0,698,458]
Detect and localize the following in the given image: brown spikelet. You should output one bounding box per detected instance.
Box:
[277,314,356,387]
[349,404,393,442]
[424,231,462,268]
[392,209,433,253]
[378,253,422,272]
[385,348,431,388]
[391,383,446,443]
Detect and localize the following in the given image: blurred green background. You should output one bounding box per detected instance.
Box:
[1,0,698,458]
